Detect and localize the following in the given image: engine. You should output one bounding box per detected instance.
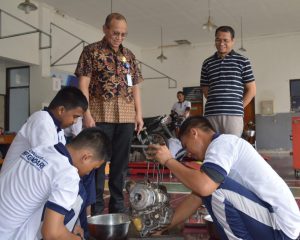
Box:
[126,180,174,237]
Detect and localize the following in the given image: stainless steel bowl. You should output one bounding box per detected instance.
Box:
[88,213,131,240]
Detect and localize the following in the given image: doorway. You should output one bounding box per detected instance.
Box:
[5,66,30,132]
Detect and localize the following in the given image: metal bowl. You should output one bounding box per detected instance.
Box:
[88,213,131,240]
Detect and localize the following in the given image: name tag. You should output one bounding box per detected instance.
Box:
[127,74,133,86]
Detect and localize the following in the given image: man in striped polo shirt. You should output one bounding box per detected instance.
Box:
[201,26,256,137]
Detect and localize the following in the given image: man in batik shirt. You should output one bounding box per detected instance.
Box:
[75,12,143,214]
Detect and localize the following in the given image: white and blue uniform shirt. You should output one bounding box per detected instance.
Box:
[0,143,85,240]
[1,109,66,172]
[201,134,300,239]
[171,100,191,116]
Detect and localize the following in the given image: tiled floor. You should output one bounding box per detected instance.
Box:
[101,152,300,239]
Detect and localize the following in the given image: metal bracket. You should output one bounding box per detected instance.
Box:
[49,23,177,88]
[50,23,88,67]
[0,9,51,49]
[0,9,178,89]
[136,60,177,88]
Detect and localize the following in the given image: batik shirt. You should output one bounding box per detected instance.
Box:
[75,38,143,123]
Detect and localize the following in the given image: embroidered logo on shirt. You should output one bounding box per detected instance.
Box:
[21,149,48,171]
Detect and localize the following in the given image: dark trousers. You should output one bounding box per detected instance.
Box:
[93,123,135,214]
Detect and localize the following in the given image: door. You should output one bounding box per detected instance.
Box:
[5,67,30,132]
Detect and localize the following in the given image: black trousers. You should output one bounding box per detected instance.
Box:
[93,122,135,214]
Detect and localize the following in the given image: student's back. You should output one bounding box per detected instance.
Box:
[0,144,80,240]
[2,110,66,171]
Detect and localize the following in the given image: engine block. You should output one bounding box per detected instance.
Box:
[126,180,174,237]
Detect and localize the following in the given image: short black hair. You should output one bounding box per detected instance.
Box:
[70,127,112,162]
[215,26,235,39]
[177,91,184,95]
[105,12,127,28]
[48,86,88,112]
[178,116,214,139]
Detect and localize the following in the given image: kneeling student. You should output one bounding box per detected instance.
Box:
[149,116,300,240]
[0,128,111,240]
[1,86,88,172]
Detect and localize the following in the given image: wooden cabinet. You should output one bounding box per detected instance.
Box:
[0,134,15,145]
[190,102,203,116]
[244,98,255,127]
[243,98,256,145]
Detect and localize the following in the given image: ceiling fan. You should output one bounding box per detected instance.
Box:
[157,27,167,62]
[202,0,217,32]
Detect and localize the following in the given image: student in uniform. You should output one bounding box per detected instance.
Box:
[0,127,111,240]
[149,116,300,240]
[0,86,94,238]
[171,91,191,119]
[64,117,83,143]
[1,86,88,172]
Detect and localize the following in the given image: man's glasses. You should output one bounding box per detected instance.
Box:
[215,39,231,44]
[112,31,128,39]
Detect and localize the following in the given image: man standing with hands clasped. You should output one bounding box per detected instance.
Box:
[75,12,144,214]
[201,26,256,137]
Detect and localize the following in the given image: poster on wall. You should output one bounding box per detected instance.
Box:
[183,86,202,103]
[183,86,203,116]
[51,70,79,90]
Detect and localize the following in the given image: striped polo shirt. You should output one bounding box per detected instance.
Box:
[200,50,255,116]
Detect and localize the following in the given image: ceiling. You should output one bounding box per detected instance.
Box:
[37,0,300,48]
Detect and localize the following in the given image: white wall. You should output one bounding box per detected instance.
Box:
[0,0,40,64]
[140,42,214,117]
[1,0,300,119]
[247,33,300,114]
[140,32,300,117]
[0,0,142,114]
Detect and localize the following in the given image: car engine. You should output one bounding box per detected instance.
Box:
[126,180,174,237]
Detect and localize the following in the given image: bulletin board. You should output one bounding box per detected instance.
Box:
[183,86,203,116]
[51,70,79,89]
[183,86,203,103]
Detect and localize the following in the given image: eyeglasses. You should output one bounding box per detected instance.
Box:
[215,39,232,44]
[112,31,128,39]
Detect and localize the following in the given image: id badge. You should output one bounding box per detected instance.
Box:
[127,74,133,86]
